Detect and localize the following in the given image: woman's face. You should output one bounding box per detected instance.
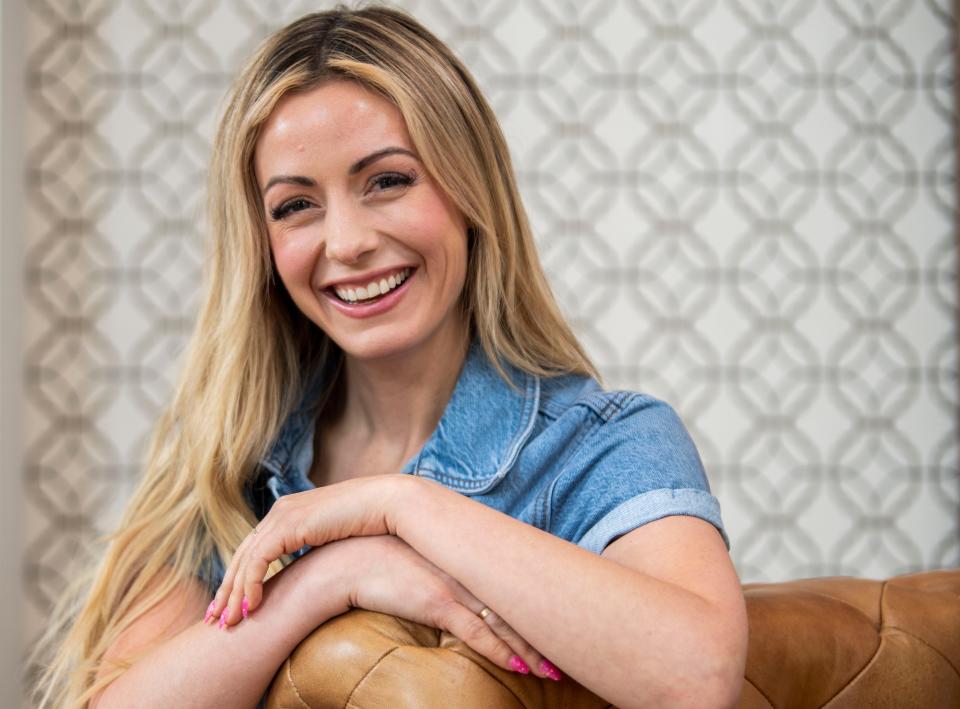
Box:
[254,80,469,361]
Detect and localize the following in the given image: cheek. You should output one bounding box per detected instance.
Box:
[402,198,467,274]
[270,236,314,288]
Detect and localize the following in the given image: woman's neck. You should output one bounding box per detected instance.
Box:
[325,317,471,466]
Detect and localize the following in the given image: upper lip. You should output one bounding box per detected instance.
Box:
[321,265,416,291]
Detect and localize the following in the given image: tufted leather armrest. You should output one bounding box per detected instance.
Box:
[265,569,960,708]
[738,569,960,708]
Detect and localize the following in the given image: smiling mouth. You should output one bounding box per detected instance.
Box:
[326,267,414,305]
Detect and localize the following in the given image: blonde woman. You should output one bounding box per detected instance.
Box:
[31,4,748,708]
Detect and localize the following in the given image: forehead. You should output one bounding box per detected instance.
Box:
[254,80,412,182]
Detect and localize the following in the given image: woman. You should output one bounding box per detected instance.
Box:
[32,5,748,708]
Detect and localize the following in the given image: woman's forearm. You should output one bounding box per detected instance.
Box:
[393,477,742,709]
[93,544,351,709]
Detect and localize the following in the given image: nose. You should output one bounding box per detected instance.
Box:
[322,200,379,265]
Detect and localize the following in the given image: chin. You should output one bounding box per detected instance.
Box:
[327,325,429,362]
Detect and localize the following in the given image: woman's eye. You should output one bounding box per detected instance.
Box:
[370,172,415,192]
[269,173,415,221]
[270,198,311,221]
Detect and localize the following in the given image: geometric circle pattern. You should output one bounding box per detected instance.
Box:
[19,0,959,661]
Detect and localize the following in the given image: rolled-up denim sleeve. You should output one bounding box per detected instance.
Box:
[548,393,729,554]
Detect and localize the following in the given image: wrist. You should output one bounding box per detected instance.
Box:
[280,543,354,629]
[388,473,432,539]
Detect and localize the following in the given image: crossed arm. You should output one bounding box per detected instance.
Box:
[212,474,748,709]
[394,477,747,708]
[93,475,746,708]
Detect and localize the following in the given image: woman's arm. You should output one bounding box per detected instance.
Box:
[91,542,351,709]
[393,477,748,709]
[211,474,746,707]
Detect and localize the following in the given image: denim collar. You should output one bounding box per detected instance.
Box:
[258,337,541,494]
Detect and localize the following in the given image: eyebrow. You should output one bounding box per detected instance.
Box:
[262,146,418,194]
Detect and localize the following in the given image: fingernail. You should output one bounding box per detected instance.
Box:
[218,609,228,630]
[203,600,216,624]
[539,659,562,681]
[509,655,530,674]
[241,597,249,619]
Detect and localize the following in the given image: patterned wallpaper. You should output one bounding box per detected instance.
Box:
[20,0,958,654]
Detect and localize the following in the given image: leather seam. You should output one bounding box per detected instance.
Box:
[822,579,889,707]
[345,644,527,709]
[883,624,960,678]
[743,676,775,708]
[284,658,311,709]
[444,648,526,708]
[344,646,400,709]
[774,587,879,625]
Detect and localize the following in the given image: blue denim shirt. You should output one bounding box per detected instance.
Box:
[199,336,728,594]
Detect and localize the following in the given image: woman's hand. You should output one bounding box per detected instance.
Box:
[311,534,553,678]
[210,475,408,627]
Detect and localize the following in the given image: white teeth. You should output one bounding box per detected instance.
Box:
[333,267,411,303]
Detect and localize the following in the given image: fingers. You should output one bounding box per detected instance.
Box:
[206,524,271,629]
[209,510,306,628]
[219,551,272,628]
[206,544,243,628]
[437,601,561,681]
[438,601,523,674]
[473,607,562,682]
[437,574,562,682]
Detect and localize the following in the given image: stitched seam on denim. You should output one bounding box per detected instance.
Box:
[500,373,539,473]
[539,398,564,419]
[283,658,311,709]
[521,392,618,528]
[416,376,536,494]
[537,407,600,532]
[539,385,573,419]
[539,411,600,535]
[573,392,611,418]
[597,393,622,421]
[822,579,888,707]
[537,374,584,418]
[416,466,497,491]
[578,492,725,555]
[541,393,642,538]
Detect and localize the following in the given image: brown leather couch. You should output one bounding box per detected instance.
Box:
[265,569,960,708]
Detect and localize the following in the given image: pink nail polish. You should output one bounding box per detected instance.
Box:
[203,600,216,624]
[509,655,530,674]
[539,659,562,681]
[218,609,228,630]
[241,597,249,619]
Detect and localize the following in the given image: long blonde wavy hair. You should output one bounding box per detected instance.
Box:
[28,3,599,706]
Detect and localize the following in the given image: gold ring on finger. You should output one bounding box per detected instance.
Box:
[478,607,492,620]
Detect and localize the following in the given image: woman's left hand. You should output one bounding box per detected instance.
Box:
[209,474,411,628]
